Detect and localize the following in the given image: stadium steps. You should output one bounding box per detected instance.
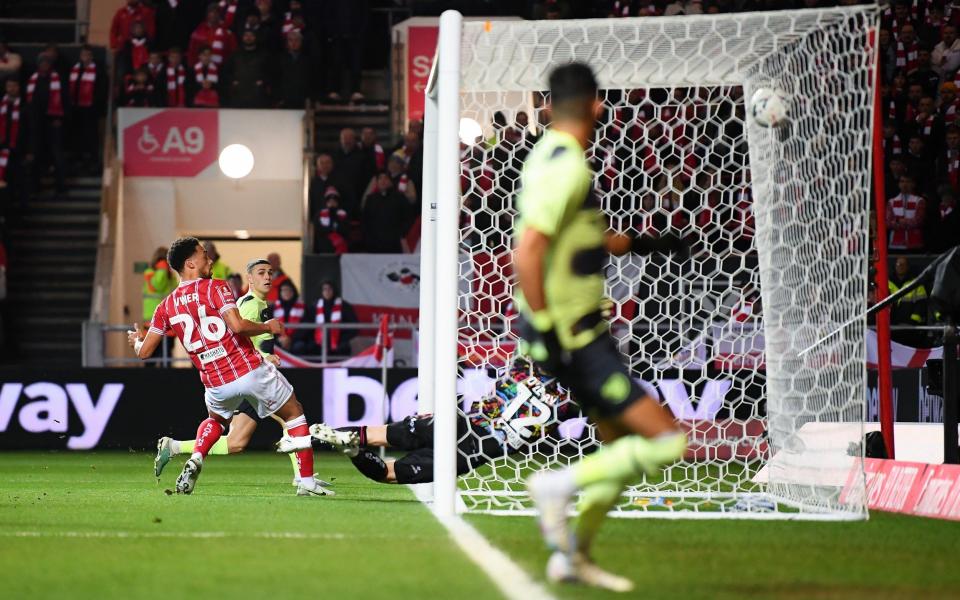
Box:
[313,102,393,153]
[0,0,81,43]
[5,175,100,366]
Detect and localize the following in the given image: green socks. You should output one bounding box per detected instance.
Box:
[573,432,687,489]
[178,437,228,455]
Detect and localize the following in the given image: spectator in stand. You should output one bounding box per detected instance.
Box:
[933,25,960,77]
[188,3,237,69]
[908,48,940,98]
[904,135,934,188]
[896,23,920,73]
[889,256,928,328]
[0,78,29,209]
[886,156,909,198]
[920,4,947,48]
[309,152,346,220]
[313,280,356,356]
[392,129,423,194]
[878,29,896,83]
[191,46,220,107]
[333,127,372,216]
[110,0,156,52]
[929,186,959,252]
[882,119,903,160]
[314,186,350,254]
[123,67,156,106]
[938,126,960,189]
[321,0,367,102]
[362,171,409,253]
[282,0,304,36]
[273,278,309,353]
[69,45,105,175]
[218,0,244,37]
[202,240,232,279]
[385,153,418,206]
[142,246,176,366]
[255,0,283,53]
[227,272,245,299]
[266,252,290,302]
[913,95,943,153]
[223,28,271,108]
[26,54,67,195]
[886,174,926,252]
[161,47,187,107]
[939,82,958,126]
[0,42,22,82]
[145,50,169,106]
[360,127,385,171]
[155,0,204,51]
[275,31,313,108]
[125,21,153,74]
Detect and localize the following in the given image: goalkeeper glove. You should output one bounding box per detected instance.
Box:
[631,233,690,260]
[516,311,564,375]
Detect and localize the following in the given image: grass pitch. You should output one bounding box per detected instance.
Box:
[1,451,959,600]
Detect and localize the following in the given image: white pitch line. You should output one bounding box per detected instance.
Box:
[0,531,348,540]
[408,484,556,600]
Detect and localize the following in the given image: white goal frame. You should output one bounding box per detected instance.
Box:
[420,7,878,520]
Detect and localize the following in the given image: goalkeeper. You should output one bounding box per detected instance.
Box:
[278,358,568,484]
[153,258,310,488]
[515,63,687,593]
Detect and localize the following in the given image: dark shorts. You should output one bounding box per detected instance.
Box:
[234,400,261,422]
[555,333,648,419]
[389,415,504,484]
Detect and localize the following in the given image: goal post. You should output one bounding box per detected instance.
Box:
[422,6,879,520]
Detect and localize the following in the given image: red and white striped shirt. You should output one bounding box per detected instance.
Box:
[149,278,262,388]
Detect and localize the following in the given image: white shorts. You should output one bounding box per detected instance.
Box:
[204,362,294,420]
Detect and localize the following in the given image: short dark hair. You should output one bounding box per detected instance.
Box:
[246,258,270,273]
[549,62,598,119]
[167,237,201,273]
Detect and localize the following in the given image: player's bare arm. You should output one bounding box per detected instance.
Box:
[127,323,163,360]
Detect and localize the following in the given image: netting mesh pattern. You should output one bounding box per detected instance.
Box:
[454,6,875,518]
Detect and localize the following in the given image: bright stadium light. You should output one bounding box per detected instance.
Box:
[218,143,254,179]
[458,117,482,145]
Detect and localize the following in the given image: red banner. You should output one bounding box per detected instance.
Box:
[122,109,219,177]
[406,26,438,122]
[842,458,960,520]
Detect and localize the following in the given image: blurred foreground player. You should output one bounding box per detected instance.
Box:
[280,358,565,484]
[514,63,687,591]
[128,237,332,497]
[153,258,326,488]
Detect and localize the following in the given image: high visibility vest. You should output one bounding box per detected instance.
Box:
[211,259,232,281]
[888,278,928,323]
[142,260,175,320]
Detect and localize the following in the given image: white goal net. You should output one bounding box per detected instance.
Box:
[428,6,877,520]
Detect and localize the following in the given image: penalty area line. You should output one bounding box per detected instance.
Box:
[408,484,557,600]
[0,531,348,540]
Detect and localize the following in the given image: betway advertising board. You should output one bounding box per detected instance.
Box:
[0,368,751,450]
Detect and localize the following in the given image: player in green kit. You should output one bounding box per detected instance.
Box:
[516,63,688,592]
[153,258,315,488]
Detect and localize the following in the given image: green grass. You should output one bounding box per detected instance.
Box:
[0,451,492,600]
[2,452,960,600]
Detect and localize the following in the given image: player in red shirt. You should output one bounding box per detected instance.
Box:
[127,237,331,497]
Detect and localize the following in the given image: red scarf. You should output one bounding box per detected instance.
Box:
[282,12,302,35]
[896,40,919,70]
[130,36,149,70]
[166,64,186,106]
[27,71,64,117]
[942,204,955,219]
[315,298,342,347]
[944,102,959,126]
[371,143,385,170]
[948,149,960,188]
[884,133,902,156]
[0,149,8,182]
[219,0,238,29]
[273,299,304,337]
[0,95,21,149]
[317,208,349,254]
[194,61,218,85]
[918,112,936,136]
[211,27,229,64]
[124,76,154,106]
[69,61,97,108]
[612,0,630,16]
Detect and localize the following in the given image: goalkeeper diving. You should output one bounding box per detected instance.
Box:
[277,357,570,484]
[513,63,688,592]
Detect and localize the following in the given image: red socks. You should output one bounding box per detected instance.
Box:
[285,415,313,478]
[194,417,225,458]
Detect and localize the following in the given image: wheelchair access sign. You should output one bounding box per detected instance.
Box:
[120,109,219,177]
